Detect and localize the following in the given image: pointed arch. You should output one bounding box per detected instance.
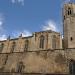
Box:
[17,61,25,73]
[11,41,16,53]
[39,35,45,49]
[0,43,4,52]
[68,8,72,15]
[24,40,29,51]
[52,35,56,49]
[69,59,75,75]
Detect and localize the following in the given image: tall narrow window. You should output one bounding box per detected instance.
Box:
[39,35,44,49]
[24,40,29,51]
[69,60,75,75]
[68,8,72,15]
[0,43,4,53]
[52,35,56,49]
[17,61,24,73]
[11,42,16,53]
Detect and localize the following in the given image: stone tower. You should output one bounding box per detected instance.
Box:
[63,2,75,48]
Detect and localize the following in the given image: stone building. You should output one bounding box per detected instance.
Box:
[0,30,62,53]
[0,1,75,75]
[63,2,75,48]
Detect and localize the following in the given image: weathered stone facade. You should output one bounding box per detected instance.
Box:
[63,2,75,48]
[0,50,68,73]
[0,2,75,75]
[0,30,62,53]
[0,49,75,75]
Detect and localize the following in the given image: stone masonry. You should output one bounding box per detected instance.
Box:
[0,2,75,75]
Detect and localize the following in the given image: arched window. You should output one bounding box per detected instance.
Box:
[17,61,25,73]
[24,40,29,51]
[69,59,75,75]
[70,37,73,41]
[0,43,4,52]
[39,35,44,49]
[52,35,56,49]
[68,8,72,15]
[11,42,16,53]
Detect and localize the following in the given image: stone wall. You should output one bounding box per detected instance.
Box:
[0,72,68,75]
[0,49,70,74]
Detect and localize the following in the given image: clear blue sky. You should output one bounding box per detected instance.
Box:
[0,0,68,40]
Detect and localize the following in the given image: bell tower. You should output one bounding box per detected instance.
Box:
[63,2,75,48]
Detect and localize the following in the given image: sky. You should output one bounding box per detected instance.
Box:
[0,0,71,40]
